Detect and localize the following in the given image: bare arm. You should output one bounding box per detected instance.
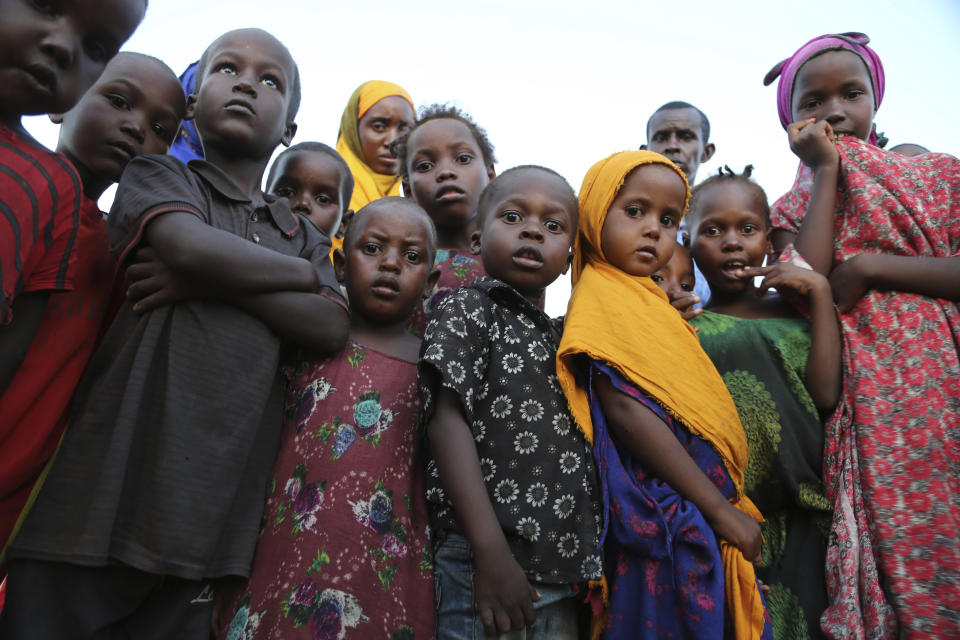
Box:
[830,254,960,312]
[427,388,539,634]
[594,373,762,561]
[0,292,49,394]
[141,211,318,295]
[226,290,348,357]
[788,119,841,275]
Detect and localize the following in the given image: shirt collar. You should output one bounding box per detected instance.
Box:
[187,159,301,238]
[473,277,553,330]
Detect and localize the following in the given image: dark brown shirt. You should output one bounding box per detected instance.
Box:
[10,155,345,580]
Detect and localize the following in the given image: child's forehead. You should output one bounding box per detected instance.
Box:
[621,164,687,199]
[206,30,295,75]
[355,204,432,241]
[409,118,477,151]
[795,49,872,90]
[279,151,344,180]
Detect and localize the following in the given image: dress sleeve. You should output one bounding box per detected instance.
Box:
[107,155,206,265]
[417,287,490,430]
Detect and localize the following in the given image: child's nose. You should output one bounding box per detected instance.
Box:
[721,229,742,249]
[121,118,146,144]
[520,224,543,242]
[39,24,77,69]
[380,247,401,270]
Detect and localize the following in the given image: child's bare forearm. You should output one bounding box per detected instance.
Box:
[428,388,511,558]
[594,374,729,522]
[0,292,49,394]
[143,211,317,295]
[806,283,842,411]
[228,291,348,356]
[866,254,960,301]
[794,163,840,274]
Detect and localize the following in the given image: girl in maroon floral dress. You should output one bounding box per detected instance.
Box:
[765,33,960,638]
[218,198,440,640]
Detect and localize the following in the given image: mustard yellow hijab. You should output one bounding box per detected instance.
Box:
[336,80,414,213]
[558,150,767,640]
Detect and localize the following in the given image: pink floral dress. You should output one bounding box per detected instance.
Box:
[218,342,434,640]
[770,139,960,638]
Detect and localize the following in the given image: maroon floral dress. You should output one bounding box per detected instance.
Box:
[406,248,485,338]
[770,139,960,638]
[218,343,434,640]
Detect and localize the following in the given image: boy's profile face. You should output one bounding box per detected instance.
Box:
[0,0,145,125]
[268,150,346,236]
[191,29,297,160]
[472,170,576,305]
[56,54,185,198]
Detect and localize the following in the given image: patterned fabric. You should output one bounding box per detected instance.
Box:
[0,197,121,551]
[218,343,433,640]
[692,312,832,640]
[9,155,346,580]
[419,277,602,584]
[406,248,485,338]
[0,124,82,324]
[769,138,960,638]
[587,361,773,640]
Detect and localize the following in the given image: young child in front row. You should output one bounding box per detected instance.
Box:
[0,0,147,560]
[266,141,355,255]
[393,104,497,335]
[1,28,349,639]
[765,32,960,636]
[420,166,602,638]
[0,52,186,556]
[660,167,840,640]
[218,198,440,640]
[557,150,771,639]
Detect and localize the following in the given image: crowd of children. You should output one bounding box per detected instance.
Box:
[0,7,956,639]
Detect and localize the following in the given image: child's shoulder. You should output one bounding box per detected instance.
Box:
[1,125,81,196]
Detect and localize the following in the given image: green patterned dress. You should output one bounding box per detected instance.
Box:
[690,311,832,640]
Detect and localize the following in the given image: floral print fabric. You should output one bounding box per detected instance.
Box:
[407,249,485,338]
[418,277,602,584]
[587,360,773,640]
[218,343,433,640]
[770,140,960,638]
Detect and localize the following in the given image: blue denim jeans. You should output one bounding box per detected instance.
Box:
[433,532,586,640]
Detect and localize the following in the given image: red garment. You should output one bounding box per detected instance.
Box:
[771,139,960,638]
[0,125,81,325]
[0,197,119,550]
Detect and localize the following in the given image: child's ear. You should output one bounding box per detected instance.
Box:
[701,142,716,164]
[561,248,573,275]
[332,248,346,283]
[281,121,298,148]
[184,94,198,121]
[423,266,441,299]
[470,229,482,256]
[48,113,64,125]
[336,210,354,239]
[485,165,496,181]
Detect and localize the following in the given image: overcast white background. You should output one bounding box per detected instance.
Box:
[22,0,960,315]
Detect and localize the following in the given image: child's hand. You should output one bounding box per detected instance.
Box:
[710,503,762,563]
[668,291,702,322]
[829,254,876,312]
[736,263,829,297]
[472,552,541,634]
[125,246,206,313]
[788,118,839,170]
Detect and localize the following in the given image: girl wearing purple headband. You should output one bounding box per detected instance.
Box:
[765,33,960,639]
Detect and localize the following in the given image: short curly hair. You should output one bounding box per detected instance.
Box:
[391,103,496,184]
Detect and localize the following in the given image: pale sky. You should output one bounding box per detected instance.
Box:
[23,0,960,315]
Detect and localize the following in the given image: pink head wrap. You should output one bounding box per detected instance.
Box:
[764,32,885,145]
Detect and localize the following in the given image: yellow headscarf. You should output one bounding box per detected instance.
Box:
[336,80,414,213]
[559,150,767,640]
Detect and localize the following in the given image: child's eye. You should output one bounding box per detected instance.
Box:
[404,250,422,264]
[800,99,820,111]
[845,90,864,100]
[107,94,130,110]
[273,186,294,198]
[261,75,280,90]
[150,122,167,138]
[215,62,237,75]
[83,38,110,63]
[704,226,720,236]
[650,274,664,283]
[681,282,694,292]
[362,243,381,255]
[315,193,333,205]
[625,205,643,218]
[545,220,562,233]
[456,153,473,164]
[742,224,758,234]
[502,211,521,223]
[414,160,433,173]
[660,215,677,228]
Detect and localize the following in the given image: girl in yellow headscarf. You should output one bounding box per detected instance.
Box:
[335,81,415,249]
[557,151,771,640]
